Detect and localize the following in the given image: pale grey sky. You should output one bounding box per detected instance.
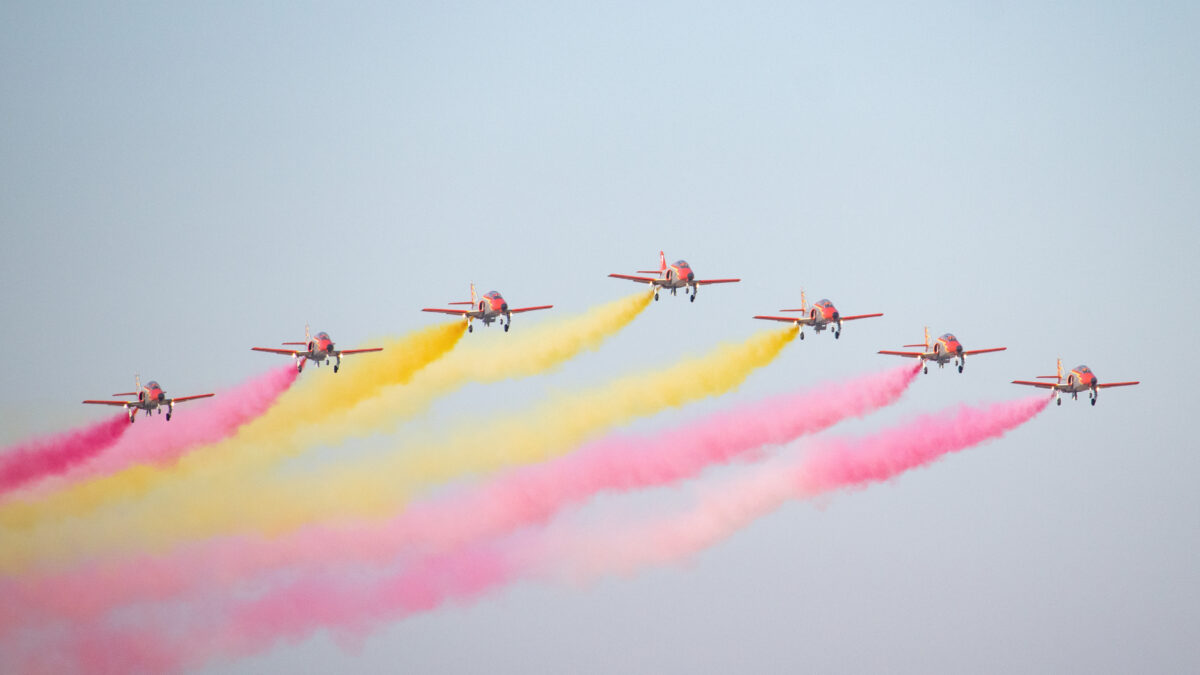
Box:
[1,2,1197,673]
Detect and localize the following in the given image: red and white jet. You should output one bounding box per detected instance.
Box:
[422,283,553,333]
[1012,358,1140,406]
[878,327,1006,374]
[609,251,740,302]
[252,324,383,373]
[82,375,214,423]
[753,290,882,340]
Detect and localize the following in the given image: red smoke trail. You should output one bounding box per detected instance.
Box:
[531,395,1052,580]
[22,395,1047,673]
[0,365,918,636]
[3,545,514,674]
[0,415,128,496]
[12,366,298,498]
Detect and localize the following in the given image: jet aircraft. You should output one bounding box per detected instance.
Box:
[252,324,383,373]
[753,290,882,339]
[1012,358,1140,406]
[878,327,1006,374]
[609,251,739,302]
[423,283,552,333]
[82,375,214,423]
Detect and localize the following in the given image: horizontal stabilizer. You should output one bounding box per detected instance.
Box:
[508,305,554,314]
[252,347,301,356]
[1097,381,1140,388]
[1011,380,1057,389]
[170,393,215,404]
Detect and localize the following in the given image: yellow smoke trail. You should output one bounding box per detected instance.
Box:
[309,291,653,445]
[0,294,647,539]
[0,322,466,532]
[0,327,795,573]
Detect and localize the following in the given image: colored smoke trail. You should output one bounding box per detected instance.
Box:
[10,395,1048,672]
[531,395,1051,580]
[13,366,299,500]
[0,291,645,530]
[3,545,515,675]
[317,291,654,445]
[0,363,916,635]
[0,416,127,495]
[0,322,465,552]
[0,327,795,573]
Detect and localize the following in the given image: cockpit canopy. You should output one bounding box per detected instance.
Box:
[940,333,957,342]
[146,381,161,390]
[1074,365,1091,374]
[484,291,503,299]
[673,260,691,268]
[315,332,331,341]
[815,299,834,308]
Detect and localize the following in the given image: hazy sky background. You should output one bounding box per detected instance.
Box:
[1,2,1197,672]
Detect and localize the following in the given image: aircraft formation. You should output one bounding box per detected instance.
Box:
[81,249,1139,423]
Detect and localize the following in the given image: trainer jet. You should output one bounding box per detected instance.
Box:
[609,251,740,302]
[879,327,1006,374]
[83,375,214,423]
[1012,358,1139,406]
[423,283,553,333]
[252,324,383,373]
[753,290,882,340]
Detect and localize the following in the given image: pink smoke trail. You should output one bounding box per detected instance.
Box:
[0,416,128,495]
[7,395,1048,674]
[2,545,514,674]
[11,366,298,499]
[531,394,1052,580]
[0,365,918,636]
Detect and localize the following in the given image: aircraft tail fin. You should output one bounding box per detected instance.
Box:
[637,251,668,276]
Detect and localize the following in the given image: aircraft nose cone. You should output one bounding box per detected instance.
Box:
[501,302,509,312]
[956,344,963,354]
[157,392,165,402]
[687,272,695,282]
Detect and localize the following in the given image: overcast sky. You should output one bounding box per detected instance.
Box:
[2,2,1197,673]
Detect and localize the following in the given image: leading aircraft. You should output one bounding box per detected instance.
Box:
[422,283,553,333]
[252,324,383,373]
[752,290,882,340]
[878,327,1006,374]
[608,251,740,302]
[1012,358,1140,406]
[82,375,214,423]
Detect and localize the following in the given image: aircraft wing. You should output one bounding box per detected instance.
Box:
[962,347,1007,356]
[508,305,554,314]
[878,350,928,358]
[252,347,302,356]
[608,273,661,284]
[1011,380,1059,389]
[840,313,884,322]
[694,278,740,285]
[753,315,814,325]
[82,399,132,406]
[1097,381,1140,388]
[169,394,216,404]
[422,308,472,316]
[336,348,384,356]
